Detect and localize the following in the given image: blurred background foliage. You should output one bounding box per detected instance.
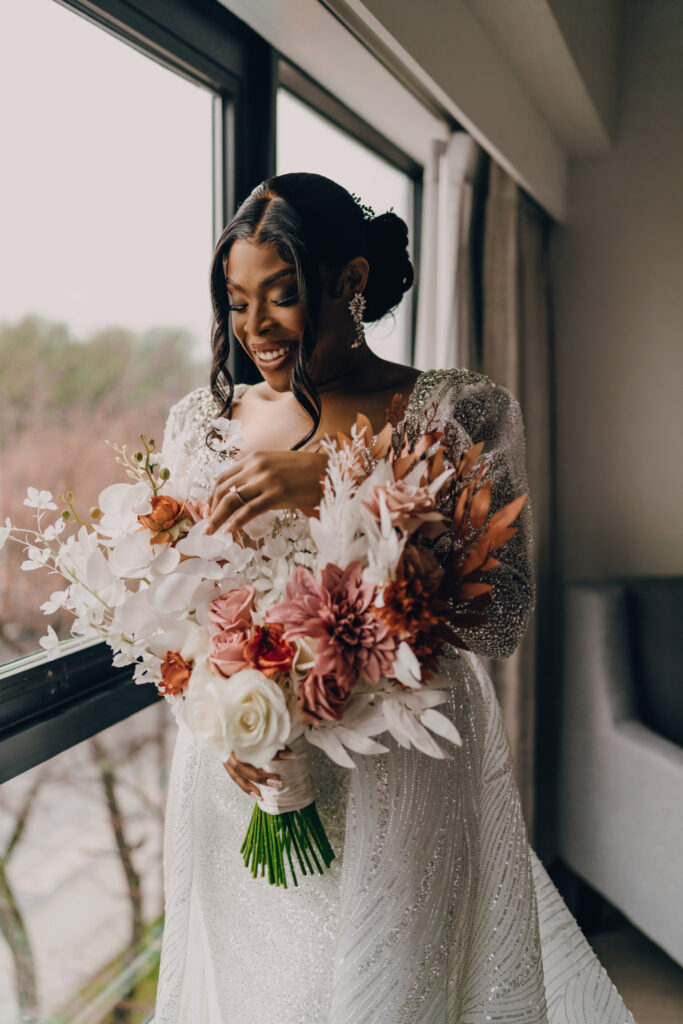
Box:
[0,315,206,660]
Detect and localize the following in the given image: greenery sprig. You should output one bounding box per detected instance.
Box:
[105,434,169,496]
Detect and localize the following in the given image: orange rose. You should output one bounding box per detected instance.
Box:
[243,624,295,678]
[159,650,192,696]
[138,495,186,545]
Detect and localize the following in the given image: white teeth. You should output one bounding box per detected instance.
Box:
[257,345,292,362]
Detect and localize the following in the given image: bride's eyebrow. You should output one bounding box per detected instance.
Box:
[225,268,295,292]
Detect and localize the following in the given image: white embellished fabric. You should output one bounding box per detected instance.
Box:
[153,370,635,1024]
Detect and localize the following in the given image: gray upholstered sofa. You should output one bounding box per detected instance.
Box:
[557,578,683,966]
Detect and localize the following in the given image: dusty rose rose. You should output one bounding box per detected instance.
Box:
[298,670,353,726]
[208,585,254,631]
[267,562,395,692]
[159,650,192,696]
[208,627,250,678]
[243,624,295,678]
[364,479,445,536]
[138,495,186,544]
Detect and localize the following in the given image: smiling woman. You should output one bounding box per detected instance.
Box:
[152,171,636,1024]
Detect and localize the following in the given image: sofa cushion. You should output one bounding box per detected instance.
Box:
[627,578,683,748]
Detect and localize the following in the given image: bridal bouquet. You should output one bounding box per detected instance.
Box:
[2,398,526,887]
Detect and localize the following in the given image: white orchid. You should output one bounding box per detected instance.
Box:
[23,487,57,510]
[21,545,51,571]
[0,518,12,550]
[208,415,244,455]
[42,518,66,541]
[38,625,61,659]
[40,589,71,615]
[97,481,155,540]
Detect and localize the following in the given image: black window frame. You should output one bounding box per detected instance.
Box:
[0,0,275,784]
[0,0,424,786]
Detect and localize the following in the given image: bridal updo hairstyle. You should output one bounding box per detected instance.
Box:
[208,171,415,448]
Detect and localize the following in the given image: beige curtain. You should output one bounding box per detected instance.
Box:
[480,161,555,844]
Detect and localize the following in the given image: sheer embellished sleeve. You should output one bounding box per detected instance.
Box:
[405,369,535,660]
[160,386,224,500]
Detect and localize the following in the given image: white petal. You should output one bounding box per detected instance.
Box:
[419,707,463,747]
[86,547,114,590]
[383,699,452,759]
[391,641,422,688]
[153,546,181,574]
[305,727,357,768]
[331,725,389,755]
[146,573,203,613]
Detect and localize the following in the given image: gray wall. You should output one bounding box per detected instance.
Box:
[553,0,683,581]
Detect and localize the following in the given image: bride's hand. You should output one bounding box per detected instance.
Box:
[204,450,328,535]
[223,747,293,799]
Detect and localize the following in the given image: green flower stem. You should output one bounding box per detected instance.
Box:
[240,802,335,888]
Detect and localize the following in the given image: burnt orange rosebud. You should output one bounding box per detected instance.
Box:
[159,651,192,696]
[137,494,185,534]
[243,624,295,678]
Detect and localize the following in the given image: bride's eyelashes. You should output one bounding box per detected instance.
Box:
[227,290,300,313]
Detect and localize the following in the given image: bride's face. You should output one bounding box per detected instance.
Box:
[224,238,360,393]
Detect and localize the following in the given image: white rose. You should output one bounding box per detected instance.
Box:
[182,667,291,767]
[222,669,291,767]
[181,678,231,761]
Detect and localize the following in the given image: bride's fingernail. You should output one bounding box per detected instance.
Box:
[266,779,283,789]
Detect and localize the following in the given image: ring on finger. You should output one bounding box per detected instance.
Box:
[229,484,247,506]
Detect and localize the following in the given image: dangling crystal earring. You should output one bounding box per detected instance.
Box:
[348,291,366,349]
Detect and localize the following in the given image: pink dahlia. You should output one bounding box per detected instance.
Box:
[267,562,395,693]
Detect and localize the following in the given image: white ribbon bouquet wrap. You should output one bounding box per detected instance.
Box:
[3,405,527,887]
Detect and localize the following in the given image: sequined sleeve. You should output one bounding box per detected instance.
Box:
[406,369,536,660]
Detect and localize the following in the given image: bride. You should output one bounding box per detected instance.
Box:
[153,172,634,1023]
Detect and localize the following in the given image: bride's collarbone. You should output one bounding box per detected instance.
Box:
[231,373,419,454]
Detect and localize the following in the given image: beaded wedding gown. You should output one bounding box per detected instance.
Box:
[153,368,635,1024]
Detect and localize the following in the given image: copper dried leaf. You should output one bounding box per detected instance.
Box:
[371,422,393,459]
[452,487,471,534]
[456,441,485,480]
[469,480,492,529]
[354,413,373,447]
[486,524,518,551]
[392,455,414,479]
[488,494,527,530]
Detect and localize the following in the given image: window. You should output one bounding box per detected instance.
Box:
[0,700,173,1022]
[0,0,274,776]
[0,0,213,667]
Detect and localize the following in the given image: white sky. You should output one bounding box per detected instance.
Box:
[0,0,415,361]
[0,0,214,352]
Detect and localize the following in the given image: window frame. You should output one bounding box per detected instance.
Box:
[0,0,275,784]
